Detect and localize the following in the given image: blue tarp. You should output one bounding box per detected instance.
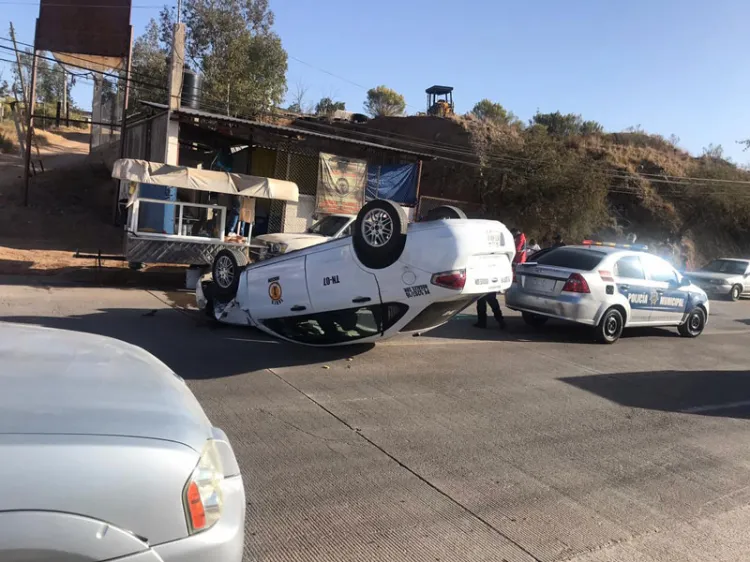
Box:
[366,163,419,204]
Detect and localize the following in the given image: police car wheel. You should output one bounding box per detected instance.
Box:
[596,308,624,344]
[522,312,548,328]
[729,285,742,301]
[353,199,408,269]
[678,307,706,338]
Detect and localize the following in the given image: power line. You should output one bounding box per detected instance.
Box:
[5,35,748,196]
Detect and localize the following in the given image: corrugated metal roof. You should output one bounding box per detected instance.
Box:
[140,102,432,158]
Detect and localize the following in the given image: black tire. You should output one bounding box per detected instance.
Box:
[596,308,624,344]
[522,312,549,328]
[729,285,742,301]
[211,249,248,300]
[678,306,706,338]
[425,205,467,221]
[353,199,408,269]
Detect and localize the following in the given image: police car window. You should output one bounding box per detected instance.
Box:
[614,256,645,280]
[535,248,606,270]
[644,256,678,283]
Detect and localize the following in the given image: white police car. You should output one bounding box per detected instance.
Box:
[505,241,710,343]
[197,201,516,346]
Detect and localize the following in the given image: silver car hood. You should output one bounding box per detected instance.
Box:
[0,322,212,452]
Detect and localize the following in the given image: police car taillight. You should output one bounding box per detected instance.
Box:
[562,273,590,293]
[431,269,466,290]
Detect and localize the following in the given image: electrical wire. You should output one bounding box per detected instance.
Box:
[5,36,750,198]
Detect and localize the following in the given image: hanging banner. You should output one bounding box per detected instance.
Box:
[316,153,367,215]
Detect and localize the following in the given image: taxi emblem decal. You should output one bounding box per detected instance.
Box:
[268,276,283,305]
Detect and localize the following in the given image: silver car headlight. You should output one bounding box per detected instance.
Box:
[183,440,224,534]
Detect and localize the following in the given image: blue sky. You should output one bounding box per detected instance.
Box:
[3,0,750,162]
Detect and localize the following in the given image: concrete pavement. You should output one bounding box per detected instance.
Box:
[1,283,750,561]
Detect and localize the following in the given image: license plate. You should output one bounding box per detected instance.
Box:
[526,276,555,292]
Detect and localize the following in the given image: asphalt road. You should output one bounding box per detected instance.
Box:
[2,281,750,562]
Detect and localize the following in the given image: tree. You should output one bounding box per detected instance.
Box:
[287,81,310,114]
[471,99,510,124]
[364,85,405,117]
[160,0,288,116]
[315,97,345,116]
[702,143,724,160]
[580,120,603,136]
[130,18,169,105]
[532,111,584,136]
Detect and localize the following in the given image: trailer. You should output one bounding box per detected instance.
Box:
[112,158,300,286]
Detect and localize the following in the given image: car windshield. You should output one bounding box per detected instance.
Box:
[534,247,607,270]
[701,259,748,275]
[306,216,350,237]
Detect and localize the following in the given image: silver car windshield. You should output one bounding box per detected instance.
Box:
[701,260,748,275]
[306,216,350,237]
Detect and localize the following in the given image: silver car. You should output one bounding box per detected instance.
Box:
[506,243,710,343]
[684,258,750,301]
[0,323,245,562]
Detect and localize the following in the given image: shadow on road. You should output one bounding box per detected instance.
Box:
[737,318,750,326]
[0,307,373,379]
[560,370,750,419]
[429,316,678,344]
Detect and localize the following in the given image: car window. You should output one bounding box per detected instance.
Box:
[340,223,353,237]
[643,255,679,283]
[306,216,351,237]
[700,259,749,275]
[262,303,407,345]
[535,248,606,271]
[614,256,645,280]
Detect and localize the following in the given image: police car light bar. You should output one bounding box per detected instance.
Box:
[581,240,649,251]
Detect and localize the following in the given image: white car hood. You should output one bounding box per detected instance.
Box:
[0,322,212,452]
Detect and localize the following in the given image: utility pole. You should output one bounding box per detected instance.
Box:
[22,20,39,207]
[9,23,27,106]
[62,68,67,127]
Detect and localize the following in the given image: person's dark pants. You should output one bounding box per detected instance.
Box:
[475,293,505,328]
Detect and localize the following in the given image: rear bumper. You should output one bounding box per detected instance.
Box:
[505,287,601,326]
[150,475,246,562]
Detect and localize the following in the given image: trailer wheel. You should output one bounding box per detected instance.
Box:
[353,199,408,269]
[211,249,247,300]
[425,205,467,221]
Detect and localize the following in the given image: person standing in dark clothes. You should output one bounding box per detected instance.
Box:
[552,233,566,248]
[474,292,506,329]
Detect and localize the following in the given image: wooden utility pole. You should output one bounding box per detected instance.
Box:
[9,23,27,105]
[62,68,68,127]
[112,25,134,224]
[22,20,39,207]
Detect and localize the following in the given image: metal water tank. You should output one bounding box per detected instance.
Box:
[181,69,202,109]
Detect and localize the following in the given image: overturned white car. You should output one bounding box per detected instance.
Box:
[197,201,515,346]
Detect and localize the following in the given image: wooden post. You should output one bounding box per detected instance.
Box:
[55,101,61,128]
[22,20,39,207]
[113,25,134,224]
[62,69,68,126]
[9,23,28,106]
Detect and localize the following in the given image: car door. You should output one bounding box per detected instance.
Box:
[613,255,651,325]
[305,243,381,313]
[243,256,313,321]
[641,254,688,324]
